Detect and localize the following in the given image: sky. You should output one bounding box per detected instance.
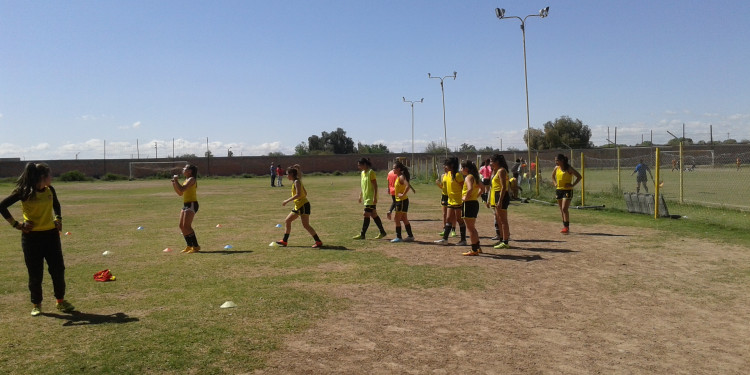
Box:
[1,0,749,160]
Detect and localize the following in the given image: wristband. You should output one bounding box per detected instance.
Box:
[11,220,19,228]
[55,215,62,221]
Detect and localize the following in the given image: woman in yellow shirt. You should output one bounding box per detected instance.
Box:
[172,164,201,253]
[551,154,581,234]
[277,166,323,248]
[390,162,415,243]
[460,160,484,256]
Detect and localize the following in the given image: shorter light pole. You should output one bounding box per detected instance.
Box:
[403,97,423,166]
[428,72,457,158]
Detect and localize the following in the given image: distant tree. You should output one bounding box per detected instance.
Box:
[204,150,213,158]
[636,141,654,147]
[424,141,450,155]
[506,146,521,152]
[667,137,693,146]
[357,142,390,154]
[476,146,500,154]
[177,153,197,158]
[307,128,356,154]
[294,142,309,156]
[524,128,546,150]
[268,151,285,157]
[542,116,593,149]
[740,139,750,144]
[723,138,738,144]
[458,143,477,152]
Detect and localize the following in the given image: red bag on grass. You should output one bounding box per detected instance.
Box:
[93,269,116,282]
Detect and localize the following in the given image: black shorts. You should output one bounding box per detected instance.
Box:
[482,178,490,186]
[440,194,448,206]
[462,200,480,219]
[492,192,510,210]
[182,201,199,213]
[292,202,312,215]
[364,204,376,213]
[447,203,462,210]
[556,189,573,200]
[394,199,410,213]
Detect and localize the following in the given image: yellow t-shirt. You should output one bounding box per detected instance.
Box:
[440,173,449,195]
[292,180,309,210]
[22,187,56,231]
[490,169,507,206]
[394,176,408,202]
[445,172,463,206]
[462,175,479,202]
[555,167,574,190]
[182,179,197,203]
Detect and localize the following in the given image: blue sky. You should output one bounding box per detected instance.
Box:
[2,0,748,160]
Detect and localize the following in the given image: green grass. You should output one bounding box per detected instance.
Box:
[0,174,747,373]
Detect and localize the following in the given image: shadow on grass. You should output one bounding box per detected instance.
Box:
[578,232,629,237]
[198,250,255,254]
[482,253,544,262]
[42,311,139,326]
[519,247,577,253]
[499,239,565,244]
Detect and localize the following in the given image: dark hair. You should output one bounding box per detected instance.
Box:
[461,160,480,184]
[491,154,509,172]
[357,158,372,168]
[556,154,570,171]
[443,157,459,181]
[185,164,198,178]
[394,162,416,193]
[484,159,491,167]
[287,165,300,180]
[13,162,51,201]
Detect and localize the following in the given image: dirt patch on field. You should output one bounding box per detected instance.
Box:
[255,215,750,374]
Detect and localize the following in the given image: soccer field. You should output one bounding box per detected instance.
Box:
[1,176,748,374]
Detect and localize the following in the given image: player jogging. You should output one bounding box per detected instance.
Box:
[277,166,323,248]
[552,154,582,234]
[172,164,201,253]
[353,158,387,240]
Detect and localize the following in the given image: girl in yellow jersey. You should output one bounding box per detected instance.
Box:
[172,164,201,253]
[435,157,467,246]
[551,154,581,234]
[487,154,511,249]
[353,158,387,240]
[390,162,416,243]
[0,163,75,316]
[434,164,455,238]
[277,166,323,248]
[460,160,484,256]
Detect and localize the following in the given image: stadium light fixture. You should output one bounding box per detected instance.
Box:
[493,6,549,191]
[428,72,458,158]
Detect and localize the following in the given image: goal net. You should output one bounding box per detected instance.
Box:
[129,161,188,180]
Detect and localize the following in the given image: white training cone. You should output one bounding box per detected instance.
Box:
[220,301,237,309]
[269,242,278,247]
[102,251,111,256]
[137,226,144,230]
[64,231,71,236]
[163,248,172,252]
[216,224,223,228]
[275,224,282,228]
[224,245,233,249]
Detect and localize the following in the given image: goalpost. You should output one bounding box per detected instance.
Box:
[660,149,714,170]
[129,161,188,180]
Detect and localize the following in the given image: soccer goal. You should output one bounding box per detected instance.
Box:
[660,150,714,170]
[129,161,188,180]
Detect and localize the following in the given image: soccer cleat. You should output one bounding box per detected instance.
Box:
[31,305,41,317]
[276,240,288,247]
[181,246,193,253]
[477,248,483,254]
[561,227,569,234]
[455,240,468,246]
[439,230,445,236]
[375,232,387,239]
[490,235,501,241]
[390,238,403,243]
[462,250,479,256]
[450,231,457,238]
[404,236,415,242]
[312,241,323,248]
[352,234,365,240]
[433,239,448,245]
[493,242,510,249]
[56,300,75,313]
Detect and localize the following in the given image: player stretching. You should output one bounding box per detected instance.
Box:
[172,164,201,253]
[277,166,323,248]
[552,154,581,234]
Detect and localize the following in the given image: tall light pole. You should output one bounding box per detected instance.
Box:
[428,72,457,158]
[495,6,549,186]
[403,97,424,165]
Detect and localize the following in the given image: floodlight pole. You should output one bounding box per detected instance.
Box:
[428,72,457,158]
[495,6,549,191]
[403,97,424,165]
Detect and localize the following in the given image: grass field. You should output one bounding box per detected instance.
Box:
[1,175,748,373]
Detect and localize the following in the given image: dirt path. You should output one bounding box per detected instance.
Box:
[255,215,750,374]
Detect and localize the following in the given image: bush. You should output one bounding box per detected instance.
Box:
[102,173,128,181]
[58,170,92,182]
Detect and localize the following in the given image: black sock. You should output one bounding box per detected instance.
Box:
[563,221,569,228]
[443,224,452,240]
[405,224,413,237]
[189,233,199,247]
[184,235,191,246]
[396,226,402,239]
[361,217,371,236]
[471,243,479,251]
[373,216,385,233]
[460,225,466,241]
[283,233,290,242]
[313,234,321,242]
